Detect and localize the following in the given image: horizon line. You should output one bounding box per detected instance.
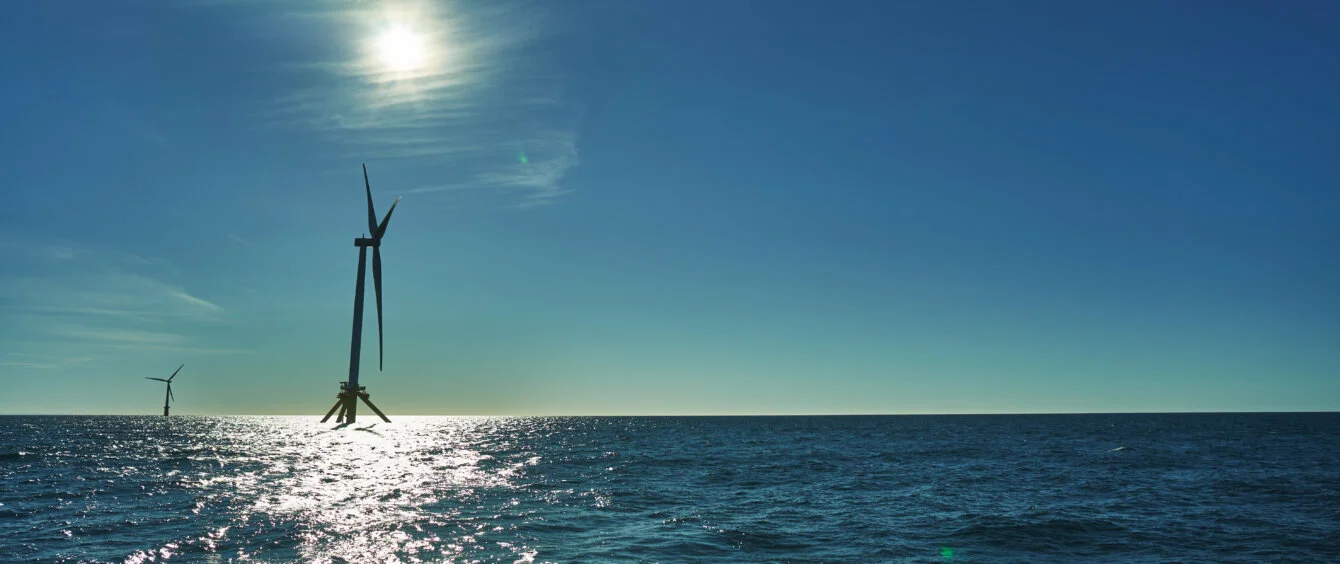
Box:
[2,410,1337,417]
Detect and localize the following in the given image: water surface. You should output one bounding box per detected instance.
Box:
[2,414,1337,562]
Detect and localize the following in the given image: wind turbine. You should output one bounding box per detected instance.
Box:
[322,164,399,425]
[145,364,183,417]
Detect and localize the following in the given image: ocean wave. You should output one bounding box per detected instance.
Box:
[1,414,1338,562]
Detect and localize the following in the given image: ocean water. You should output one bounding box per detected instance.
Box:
[1,414,1338,563]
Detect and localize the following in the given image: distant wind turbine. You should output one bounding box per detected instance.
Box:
[322,164,399,425]
[145,364,183,417]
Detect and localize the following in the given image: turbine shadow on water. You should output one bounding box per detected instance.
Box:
[354,424,385,437]
[322,164,401,426]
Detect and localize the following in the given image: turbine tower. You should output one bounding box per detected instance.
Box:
[322,164,399,425]
[145,364,183,417]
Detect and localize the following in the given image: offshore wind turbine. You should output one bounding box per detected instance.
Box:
[322,164,399,425]
[145,364,183,417]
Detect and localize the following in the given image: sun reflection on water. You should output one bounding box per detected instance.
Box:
[178,417,547,563]
[11,415,1338,561]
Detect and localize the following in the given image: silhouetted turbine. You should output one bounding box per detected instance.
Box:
[322,164,398,425]
[145,364,183,417]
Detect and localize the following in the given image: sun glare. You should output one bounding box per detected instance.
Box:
[376,26,428,72]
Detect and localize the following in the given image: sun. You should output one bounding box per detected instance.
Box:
[375,26,427,72]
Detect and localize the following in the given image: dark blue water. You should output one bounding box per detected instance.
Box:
[2,414,1337,562]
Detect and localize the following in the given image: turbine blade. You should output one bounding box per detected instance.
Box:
[146,377,169,382]
[364,164,378,235]
[375,197,400,238]
[168,364,183,382]
[373,247,384,371]
[168,386,175,402]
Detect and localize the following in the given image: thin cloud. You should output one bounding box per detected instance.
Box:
[6,272,224,320]
[477,129,580,206]
[229,0,581,207]
[51,326,189,346]
[16,241,154,268]
[170,291,224,313]
[0,242,232,367]
[228,234,253,247]
[84,343,250,355]
[0,360,66,370]
[0,353,97,371]
[516,188,576,209]
[406,184,472,194]
[47,246,79,261]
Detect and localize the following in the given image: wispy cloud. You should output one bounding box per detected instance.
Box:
[0,242,233,368]
[170,291,225,313]
[229,0,582,207]
[0,353,97,371]
[406,183,472,195]
[47,246,78,261]
[228,234,253,247]
[45,325,189,346]
[6,271,223,321]
[476,130,579,208]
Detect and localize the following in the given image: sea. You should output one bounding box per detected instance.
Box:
[1,414,1337,563]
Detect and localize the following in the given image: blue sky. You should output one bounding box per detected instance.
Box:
[1,0,1336,415]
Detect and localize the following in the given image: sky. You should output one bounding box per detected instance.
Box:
[0,0,1336,415]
